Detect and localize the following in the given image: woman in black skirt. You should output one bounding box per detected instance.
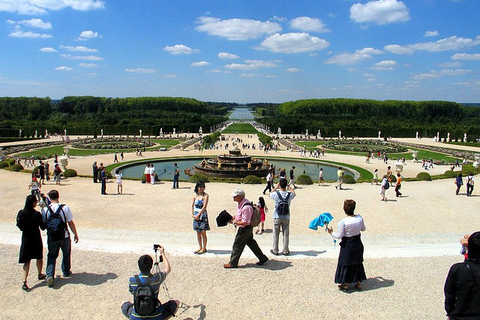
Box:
[328,199,366,290]
[16,194,46,290]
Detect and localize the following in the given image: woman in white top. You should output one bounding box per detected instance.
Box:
[380,175,388,201]
[115,170,123,194]
[328,199,367,291]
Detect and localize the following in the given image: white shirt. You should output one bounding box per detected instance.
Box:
[42,203,74,239]
[332,215,366,239]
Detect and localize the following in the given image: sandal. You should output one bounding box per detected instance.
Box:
[255,230,259,234]
[22,282,29,291]
[355,282,362,290]
[338,284,349,291]
[197,249,207,254]
[194,249,201,254]
[38,274,46,280]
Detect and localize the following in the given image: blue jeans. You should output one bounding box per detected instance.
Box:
[173,175,179,189]
[46,237,71,277]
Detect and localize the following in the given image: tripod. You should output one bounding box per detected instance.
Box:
[154,247,172,300]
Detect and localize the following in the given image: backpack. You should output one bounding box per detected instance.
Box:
[275,191,291,216]
[242,202,262,227]
[134,275,158,316]
[384,180,390,190]
[46,204,67,241]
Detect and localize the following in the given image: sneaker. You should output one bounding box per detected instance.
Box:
[223,263,237,269]
[283,251,290,256]
[47,277,54,287]
[38,274,46,280]
[270,249,279,256]
[63,272,72,278]
[256,258,269,266]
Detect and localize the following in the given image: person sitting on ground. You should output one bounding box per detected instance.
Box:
[121,247,179,320]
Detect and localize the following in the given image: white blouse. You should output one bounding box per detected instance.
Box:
[332,215,366,239]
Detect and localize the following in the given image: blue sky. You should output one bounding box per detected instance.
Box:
[1,0,479,103]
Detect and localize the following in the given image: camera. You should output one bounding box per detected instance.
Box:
[153,244,163,262]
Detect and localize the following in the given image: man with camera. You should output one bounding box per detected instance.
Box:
[121,245,179,320]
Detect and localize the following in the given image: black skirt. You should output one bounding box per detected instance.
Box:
[19,230,43,263]
[334,234,367,284]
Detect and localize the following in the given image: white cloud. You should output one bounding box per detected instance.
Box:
[9,29,52,38]
[55,66,73,71]
[78,30,100,40]
[190,61,211,67]
[125,68,156,73]
[60,45,98,53]
[39,47,57,53]
[326,47,383,65]
[14,18,52,29]
[290,17,330,33]
[364,73,377,82]
[286,67,301,73]
[451,53,480,61]
[409,36,480,52]
[240,73,261,78]
[424,30,439,37]
[258,32,330,54]
[411,69,472,80]
[60,54,103,61]
[439,61,463,68]
[164,44,199,55]
[371,60,397,70]
[0,0,105,15]
[79,63,98,68]
[225,60,279,70]
[384,44,415,54]
[350,0,410,25]
[195,16,282,41]
[218,52,239,60]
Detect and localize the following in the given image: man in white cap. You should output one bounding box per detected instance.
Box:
[224,188,268,268]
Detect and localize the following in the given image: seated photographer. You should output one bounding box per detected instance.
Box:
[121,246,179,320]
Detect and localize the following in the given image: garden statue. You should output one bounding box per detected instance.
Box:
[101,128,104,138]
[45,129,48,138]
[395,161,404,173]
[338,130,342,139]
[437,132,440,142]
[60,154,68,170]
[35,130,38,138]
[447,132,450,141]
[173,128,176,135]
[306,129,308,137]
[317,129,321,139]
[278,127,281,135]
[199,126,203,135]
[463,133,467,142]
[378,131,381,139]
[139,129,142,138]
[412,150,419,162]
[19,129,22,137]
[416,131,419,139]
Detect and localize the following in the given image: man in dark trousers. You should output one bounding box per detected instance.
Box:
[224,188,268,268]
[92,161,99,183]
[100,167,107,195]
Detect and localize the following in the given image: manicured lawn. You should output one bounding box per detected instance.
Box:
[15,140,180,158]
[295,141,326,149]
[222,123,258,134]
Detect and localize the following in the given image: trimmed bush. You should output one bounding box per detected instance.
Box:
[190,173,209,183]
[343,175,356,184]
[10,163,24,172]
[442,170,457,178]
[296,174,313,185]
[243,175,263,184]
[6,158,16,166]
[0,161,9,169]
[63,169,77,178]
[416,172,432,181]
[389,175,397,183]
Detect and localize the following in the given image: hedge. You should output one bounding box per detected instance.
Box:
[243,175,263,184]
[296,174,313,185]
[190,173,209,183]
[416,172,432,181]
[10,163,24,172]
[63,169,77,178]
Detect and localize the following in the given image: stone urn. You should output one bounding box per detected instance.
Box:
[60,155,68,170]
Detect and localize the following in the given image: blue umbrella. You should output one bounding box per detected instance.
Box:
[309,212,336,248]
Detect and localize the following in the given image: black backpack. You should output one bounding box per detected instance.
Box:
[134,275,158,316]
[46,204,67,241]
[276,191,291,216]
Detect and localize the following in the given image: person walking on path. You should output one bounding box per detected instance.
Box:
[263,169,273,194]
[100,167,107,195]
[335,167,345,190]
[380,175,389,201]
[455,173,463,195]
[144,164,151,184]
[395,173,403,197]
[192,181,210,254]
[115,169,123,194]
[270,178,295,256]
[372,169,379,185]
[289,166,296,188]
[328,199,367,291]
[17,195,46,291]
[92,161,99,183]
[444,231,480,319]
[41,190,79,287]
[173,163,180,189]
[224,188,268,268]
[150,163,156,185]
[255,197,268,235]
[318,168,324,186]
[53,163,62,185]
[466,173,474,196]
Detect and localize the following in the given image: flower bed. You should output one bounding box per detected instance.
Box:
[323,139,408,153]
[71,137,154,149]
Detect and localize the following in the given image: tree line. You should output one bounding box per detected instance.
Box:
[251,99,480,140]
[0,97,231,137]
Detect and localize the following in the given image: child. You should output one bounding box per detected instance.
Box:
[115,169,123,194]
[255,197,268,235]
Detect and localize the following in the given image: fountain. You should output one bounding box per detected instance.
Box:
[194,148,269,178]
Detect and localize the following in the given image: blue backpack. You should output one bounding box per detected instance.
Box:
[46,204,67,241]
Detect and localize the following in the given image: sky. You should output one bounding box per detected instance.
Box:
[0,0,479,103]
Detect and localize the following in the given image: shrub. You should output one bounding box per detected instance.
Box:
[10,163,24,172]
[190,173,209,183]
[389,175,397,183]
[6,158,16,166]
[243,175,263,184]
[416,172,432,181]
[296,174,313,185]
[343,175,356,184]
[0,161,9,169]
[442,170,457,178]
[63,169,77,178]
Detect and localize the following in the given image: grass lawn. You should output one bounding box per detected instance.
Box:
[15,140,180,158]
[222,122,258,134]
[295,141,326,149]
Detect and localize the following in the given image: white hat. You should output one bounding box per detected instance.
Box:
[231,188,245,197]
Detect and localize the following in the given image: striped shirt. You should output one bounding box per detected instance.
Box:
[332,215,366,239]
[128,272,166,319]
